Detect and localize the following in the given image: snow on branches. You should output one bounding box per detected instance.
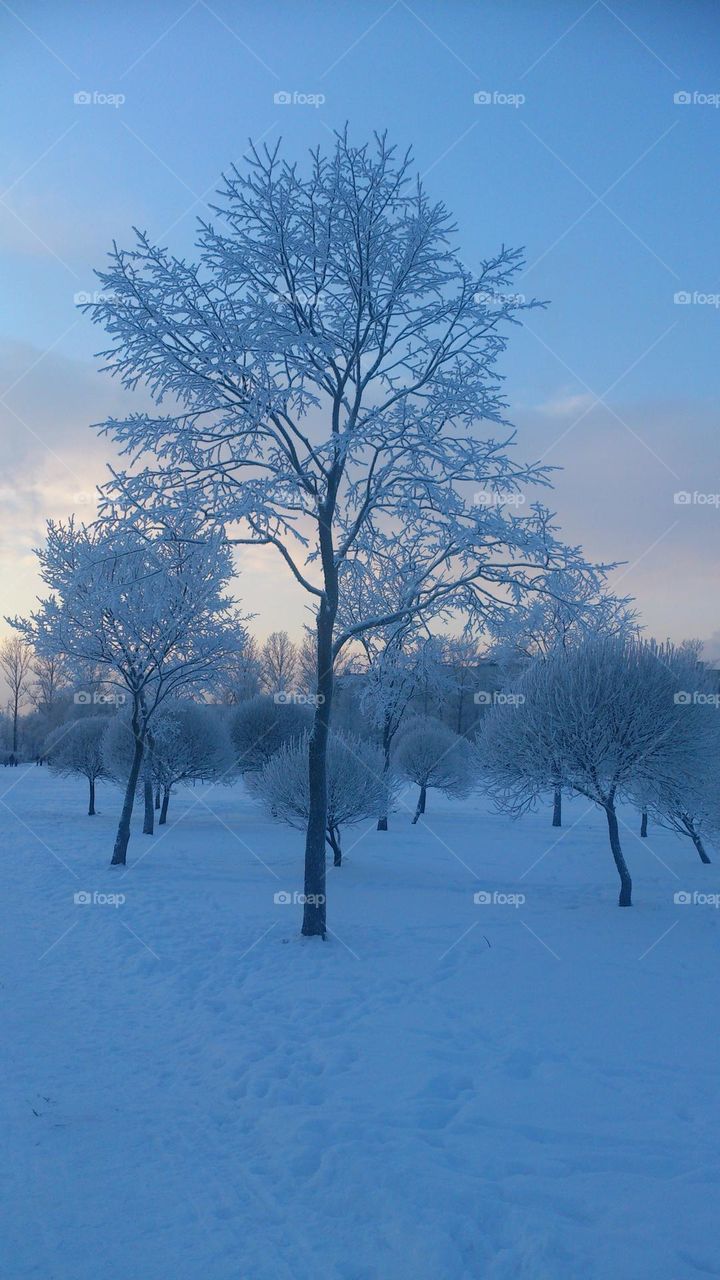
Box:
[11,514,246,865]
[477,637,718,905]
[82,129,612,934]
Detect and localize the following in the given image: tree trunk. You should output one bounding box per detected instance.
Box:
[640,810,648,838]
[412,783,427,825]
[12,693,18,755]
[155,785,161,810]
[604,800,632,906]
[143,776,154,835]
[682,815,711,863]
[301,593,335,937]
[377,720,392,831]
[691,831,711,864]
[142,733,155,835]
[159,787,170,825]
[110,703,144,867]
[552,787,562,827]
[88,776,96,817]
[327,825,342,867]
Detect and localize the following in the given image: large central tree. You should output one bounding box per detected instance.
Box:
[85,130,597,936]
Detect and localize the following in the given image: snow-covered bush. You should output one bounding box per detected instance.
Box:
[250,731,389,865]
[45,716,109,815]
[103,716,162,836]
[152,703,234,823]
[478,637,717,906]
[230,695,312,772]
[645,715,720,864]
[475,681,562,817]
[394,719,474,823]
[104,704,233,827]
[484,566,637,828]
[658,803,714,863]
[102,714,142,789]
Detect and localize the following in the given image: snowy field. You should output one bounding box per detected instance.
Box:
[1,765,719,1280]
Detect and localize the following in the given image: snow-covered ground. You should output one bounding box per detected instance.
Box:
[1,766,719,1280]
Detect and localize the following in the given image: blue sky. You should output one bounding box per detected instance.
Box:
[1,0,718,651]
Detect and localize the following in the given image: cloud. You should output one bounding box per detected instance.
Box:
[0,341,129,629]
[1,348,716,673]
[0,190,139,264]
[513,391,720,643]
[0,339,305,651]
[535,389,597,418]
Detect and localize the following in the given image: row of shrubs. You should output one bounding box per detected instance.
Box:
[44,695,475,862]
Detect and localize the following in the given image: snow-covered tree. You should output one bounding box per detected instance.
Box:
[45,716,109,815]
[230,694,312,772]
[103,714,157,837]
[0,710,10,755]
[295,634,318,696]
[478,637,714,906]
[0,636,32,757]
[85,130,603,935]
[486,566,637,663]
[153,703,234,823]
[641,666,720,864]
[251,731,389,865]
[395,718,474,823]
[475,676,563,821]
[337,544,455,831]
[656,797,715,863]
[358,631,427,830]
[103,713,144,786]
[215,637,263,705]
[28,653,71,714]
[12,517,245,866]
[442,636,483,736]
[295,629,358,696]
[105,702,233,825]
[259,631,298,694]
[409,634,455,722]
[486,566,637,826]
